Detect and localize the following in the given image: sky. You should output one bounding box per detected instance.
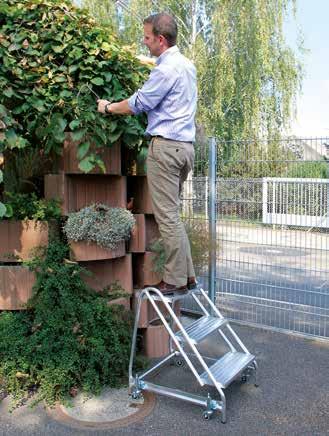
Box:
[285,0,329,138]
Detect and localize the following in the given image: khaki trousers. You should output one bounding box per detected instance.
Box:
[147,137,195,287]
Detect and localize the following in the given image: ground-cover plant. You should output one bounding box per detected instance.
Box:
[0,240,133,408]
[0,0,149,172]
[0,191,61,220]
[63,203,135,249]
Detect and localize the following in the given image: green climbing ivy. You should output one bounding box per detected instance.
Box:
[0,0,149,172]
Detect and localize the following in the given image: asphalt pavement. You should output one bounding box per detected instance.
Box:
[1,322,328,436]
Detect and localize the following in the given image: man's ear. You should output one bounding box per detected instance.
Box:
[158,35,166,45]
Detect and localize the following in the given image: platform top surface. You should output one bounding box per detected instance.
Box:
[140,286,201,302]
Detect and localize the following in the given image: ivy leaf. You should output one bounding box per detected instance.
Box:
[53,45,66,53]
[0,202,7,218]
[94,157,106,173]
[69,119,81,130]
[78,156,95,173]
[5,129,26,149]
[51,114,67,132]
[103,72,112,82]
[91,77,104,86]
[107,130,122,143]
[4,204,13,218]
[3,88,13,98]
[30,98,45,111]
[71,128,87,142]
[101,42,112,52]
[59,90,73,98]
[77,141,90,160]
[68,65,79,74]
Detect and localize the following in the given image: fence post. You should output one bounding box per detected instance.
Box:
[208,137,217,303]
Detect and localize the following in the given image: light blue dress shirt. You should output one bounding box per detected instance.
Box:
[128,46,197,142]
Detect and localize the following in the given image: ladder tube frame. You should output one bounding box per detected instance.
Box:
[129,286,258,423]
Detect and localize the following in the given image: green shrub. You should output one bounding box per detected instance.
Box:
[184,219,211,275]
[0,191,61,220]
[0,240,133,408]
[63,203,135,249]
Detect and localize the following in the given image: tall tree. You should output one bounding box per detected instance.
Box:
[81,0,302,149]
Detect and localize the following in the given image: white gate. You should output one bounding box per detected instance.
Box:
[262,177,329,228]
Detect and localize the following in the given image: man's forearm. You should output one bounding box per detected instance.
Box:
[97,99,133,115]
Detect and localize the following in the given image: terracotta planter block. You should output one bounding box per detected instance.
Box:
[127,176,153,214]
[0,266,35,310]
[144,322,170,358]
[128,214,159,253]
[121,147,146,176]
[60,134,121,175]
[133,290,180,328]
[132,291,149,328]
[108,297,131,311]
[0,220,49,262]
[82,254,133,293]
[69,240,125,261]
[133,251,162,288]
[45,174,127,214]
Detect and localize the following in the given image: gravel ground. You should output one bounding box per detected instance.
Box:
[1,322,329,436]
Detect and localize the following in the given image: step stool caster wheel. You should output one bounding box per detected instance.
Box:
[203,410,213,420]
[241,374,248,383]
[175,358,185,368]
[131,390,143,400]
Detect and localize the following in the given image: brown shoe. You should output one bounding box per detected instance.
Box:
[154,280,187,295]
[187,277,197,290]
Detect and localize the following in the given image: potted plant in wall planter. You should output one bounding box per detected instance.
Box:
[0,191,61,262]
[0,189,61,310]
[63,203,135,261]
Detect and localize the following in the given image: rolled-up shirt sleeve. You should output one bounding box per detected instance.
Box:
[128,65,176,115]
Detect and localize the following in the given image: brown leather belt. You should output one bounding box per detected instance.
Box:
[150,135,192,144]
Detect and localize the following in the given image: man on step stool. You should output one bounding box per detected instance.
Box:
[97,12,197,294]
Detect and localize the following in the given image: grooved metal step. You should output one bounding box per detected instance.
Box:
[175,316,228,345]
[200,351,255,388]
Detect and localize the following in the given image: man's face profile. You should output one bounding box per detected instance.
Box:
[143,23,162,57]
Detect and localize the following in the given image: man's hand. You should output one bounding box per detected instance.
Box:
[97,99,111,114]
[97,99,134,116]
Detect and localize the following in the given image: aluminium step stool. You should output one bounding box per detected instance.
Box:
[129,286,258,422]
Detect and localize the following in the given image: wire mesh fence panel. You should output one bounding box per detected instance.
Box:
[215,137,329,339]
[180,139,211,313]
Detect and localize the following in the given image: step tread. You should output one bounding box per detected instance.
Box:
[175,316,227,344]
[200,351,255,388]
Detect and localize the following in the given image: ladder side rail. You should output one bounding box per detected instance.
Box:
[144,288,226,393]
[226,324,251,354]
[191,292,210,316]
[198,287,251,354]
[198,287,225,319]
[144,288,204,386]
[139,352,177,380]
[129,294,144,385]
[218,329,236,353]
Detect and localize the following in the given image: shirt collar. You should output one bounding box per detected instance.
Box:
[156,45,179,65]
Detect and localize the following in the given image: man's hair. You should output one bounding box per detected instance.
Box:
[143,13,177,47]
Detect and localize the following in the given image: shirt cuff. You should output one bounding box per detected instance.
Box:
[127,93,142,115]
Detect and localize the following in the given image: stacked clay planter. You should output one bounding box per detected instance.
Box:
[0,220,50,309]
[44,134,177,356]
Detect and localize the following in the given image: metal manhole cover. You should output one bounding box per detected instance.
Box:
[47,387,155,430]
